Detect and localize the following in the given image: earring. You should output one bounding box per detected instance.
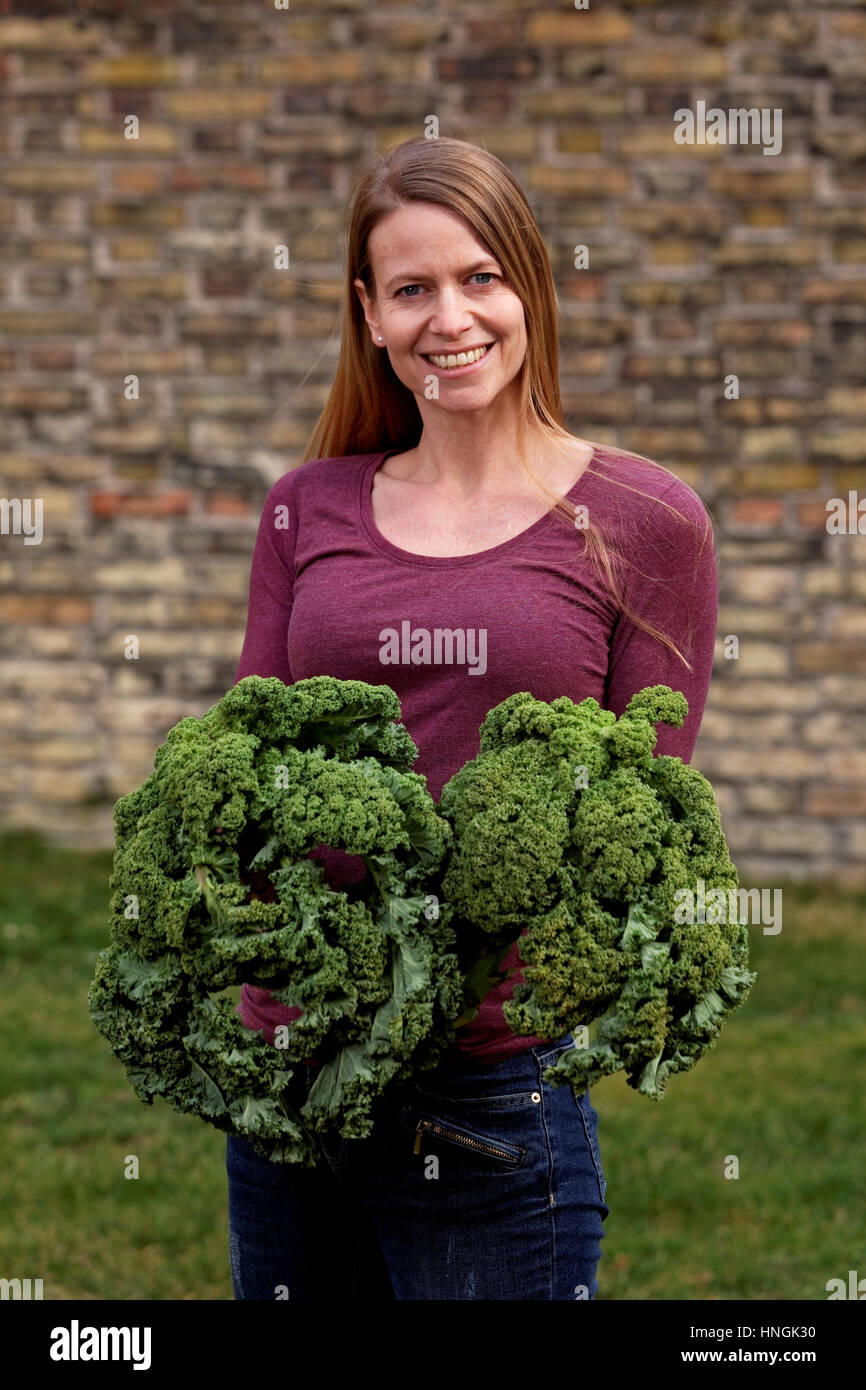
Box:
[378,336,384,343]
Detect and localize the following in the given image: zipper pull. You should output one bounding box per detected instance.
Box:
[413,1119,424,1155]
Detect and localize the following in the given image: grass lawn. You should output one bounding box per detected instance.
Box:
[0,830,863,1300]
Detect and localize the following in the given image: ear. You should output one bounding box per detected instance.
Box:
[353,277,380,340]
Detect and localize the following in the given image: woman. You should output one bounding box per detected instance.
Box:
[226,136,718,1301]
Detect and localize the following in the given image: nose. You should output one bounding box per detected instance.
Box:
[428,284,476,340]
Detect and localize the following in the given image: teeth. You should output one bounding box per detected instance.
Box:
[426,345,490,369]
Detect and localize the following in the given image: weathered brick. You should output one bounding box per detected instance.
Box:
[527,166,630,196]
[810,432,865,462]
[89,492,191,520]
[167,163,265,191]
[735,818,834,857]
[742,783,798,815]
[731,498,784,526]
[92,202,185,230]
[1,165,99,192]
[802,567,846,597]
[92,274,189,302]
[618,49,726,82]
[90,422,168,450]
[79,126,178,156]
[708,169,813,199]
[0,595,92,625]
[0,19,99,49]
[845,825,866,860]
[805,785,866,819]
[795,643,866,674]
[25,738,104,765]
[827,609,866,639]
[165,90,274,120]
[28,767,102,802]
[803,279,866,305]
[695,746,815,780]
[259,55,363,86]
[524,91,626,120]
[96,558,187,590]
[721,643,789,676]
[205,494,253,517]
[83,55,182,86]
[177,392,271,417]
[555,131,606,156]
[728,565,797,602]
[526,11,633,45]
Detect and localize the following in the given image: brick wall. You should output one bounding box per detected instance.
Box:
[1,3,865,886]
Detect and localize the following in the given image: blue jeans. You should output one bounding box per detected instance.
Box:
[225,1032,609,1301]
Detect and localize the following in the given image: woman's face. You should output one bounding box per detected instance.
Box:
[354,201,528,416]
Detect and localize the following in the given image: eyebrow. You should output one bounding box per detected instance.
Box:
[383,260,500,292]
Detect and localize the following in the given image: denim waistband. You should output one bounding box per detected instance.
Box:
[408,1033,576,1086]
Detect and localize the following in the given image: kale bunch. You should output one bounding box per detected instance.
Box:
[437,685,756,1098]
[88,675,465,1165]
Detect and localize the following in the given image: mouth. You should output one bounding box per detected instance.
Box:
[420,342,495,374]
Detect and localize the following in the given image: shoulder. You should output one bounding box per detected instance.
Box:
[263,452,383,504]
[590,445,713,538]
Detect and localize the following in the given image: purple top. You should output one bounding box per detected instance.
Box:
[233,443,718,1062]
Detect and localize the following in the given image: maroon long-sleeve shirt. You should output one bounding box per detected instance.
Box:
[233,442,718,1061]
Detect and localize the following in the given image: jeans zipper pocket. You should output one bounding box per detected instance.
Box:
[412,1116,524,1166]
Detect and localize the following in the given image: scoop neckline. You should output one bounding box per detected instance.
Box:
[359,443,602,567]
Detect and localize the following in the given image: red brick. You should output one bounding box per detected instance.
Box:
[732,498,784,525]
[796,500,831,528]
[89,490,191,519]
[805,786,866,819]
[0,595,92,625]
[206,493,251,517]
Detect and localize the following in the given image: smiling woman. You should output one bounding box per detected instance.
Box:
[227,135,720,1302]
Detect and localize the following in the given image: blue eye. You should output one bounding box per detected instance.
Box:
[394,273,498,298]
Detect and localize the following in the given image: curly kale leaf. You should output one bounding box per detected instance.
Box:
[89,675,467,1164]
[437,684,756,1100]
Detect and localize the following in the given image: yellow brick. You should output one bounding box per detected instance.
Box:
[108,237,163,262]
[95,559,186,591]
[618,49,727,82]
[647,240,702,267]
[619,129,721,159]
[79,126,178,156]
[83,55,181,85]
[1,166,99,192]
[259,54,363,86]
[526,11,633,44]
[29,767,100,801]
[29,241,88,264]
[527,166,629,196]
[0,19,97,49]
[555,131,605,155]
[28,739,103,764]
[93,274,188,302]
[165,91,273,120]
[525,91,627,119]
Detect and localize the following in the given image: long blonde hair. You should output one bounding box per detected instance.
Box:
[303,136,713,670]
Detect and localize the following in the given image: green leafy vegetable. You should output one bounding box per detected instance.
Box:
[88,675,466,1165]
[436,685,757,1097]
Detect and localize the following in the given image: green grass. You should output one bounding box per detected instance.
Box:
[0,830,863,1300]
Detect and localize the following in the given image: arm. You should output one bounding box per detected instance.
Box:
[604,478,719,763]
[234,474,297,686]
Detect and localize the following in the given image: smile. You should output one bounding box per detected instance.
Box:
[421,343,494,373]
